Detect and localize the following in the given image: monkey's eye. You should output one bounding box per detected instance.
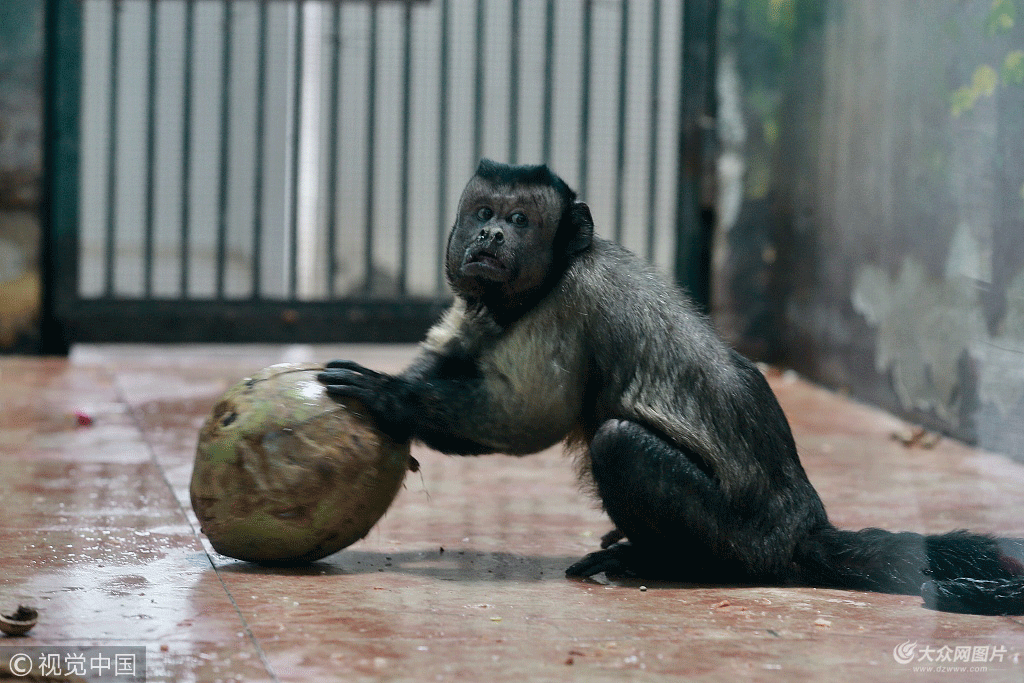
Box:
[509,212,528,226]
[476,207,494,221]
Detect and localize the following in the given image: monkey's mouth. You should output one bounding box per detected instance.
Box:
[462,250,508,280]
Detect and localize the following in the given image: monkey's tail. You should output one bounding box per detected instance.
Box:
[793,526,1024,615]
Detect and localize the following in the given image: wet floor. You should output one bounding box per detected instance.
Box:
[2,344,1023,682]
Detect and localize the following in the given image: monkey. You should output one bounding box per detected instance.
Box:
[319,159,1024,616]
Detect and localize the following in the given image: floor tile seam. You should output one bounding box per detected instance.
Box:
[108,366,284,683]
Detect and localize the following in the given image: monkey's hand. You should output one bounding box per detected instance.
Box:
[565,542,640,579]
[318,360,417,443]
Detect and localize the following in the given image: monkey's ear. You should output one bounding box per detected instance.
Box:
[565,201,594,255]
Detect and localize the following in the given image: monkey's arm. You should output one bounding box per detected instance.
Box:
[321,293,585,455]
[318,353,499,454]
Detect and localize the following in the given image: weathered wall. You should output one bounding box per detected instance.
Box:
[715,0,1024,457]
[0,0,44,352]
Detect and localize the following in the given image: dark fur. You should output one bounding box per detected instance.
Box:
[320,160,1024,615]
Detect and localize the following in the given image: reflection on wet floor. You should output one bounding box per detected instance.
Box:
[2,344,1024,682]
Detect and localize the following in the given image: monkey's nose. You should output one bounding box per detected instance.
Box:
[477,229,504,244]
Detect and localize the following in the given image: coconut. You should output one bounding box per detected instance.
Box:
[190,363,410,563]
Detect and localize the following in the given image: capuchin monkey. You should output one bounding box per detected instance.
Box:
[319,159,1024,615]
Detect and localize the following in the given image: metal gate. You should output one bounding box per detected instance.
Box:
[43,0,717,347]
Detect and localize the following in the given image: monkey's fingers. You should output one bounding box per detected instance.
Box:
[319,375,415,444]
[318,367,382,388]
[320,378,377,402]
[319,368,384,405]
[324,359,386,377]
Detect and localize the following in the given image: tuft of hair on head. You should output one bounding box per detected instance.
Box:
[475,159,577,204]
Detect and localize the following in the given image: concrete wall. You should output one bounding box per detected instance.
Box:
[0,0,44,352]
[714,0,1024,457]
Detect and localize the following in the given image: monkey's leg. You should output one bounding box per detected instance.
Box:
[567,419,743,582]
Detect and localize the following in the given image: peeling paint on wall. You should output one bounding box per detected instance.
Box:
[972,269,1024,417]
[0,0,43,352]
[715,0,1024,457]
[852,259,984,425]
[854,222,1024,425]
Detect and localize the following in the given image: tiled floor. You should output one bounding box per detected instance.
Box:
[2,344,1024,682]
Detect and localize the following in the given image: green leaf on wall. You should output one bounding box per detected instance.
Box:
[950,64,999,116]
[986,0,1016,36]
[1003,50,1024,85]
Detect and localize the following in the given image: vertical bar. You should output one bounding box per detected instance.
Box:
[142,0,158,297]
[288,0,305,299]
[103,0,122,297]
[42,0,83,352]
[541,0,555,165]
[675,0,690,292]
[612,0,629,243]
[577,0,592,198]
[436,0,450,294]
[216,0,233,299]
[472,0,485,163]
[397,0,413,295]
[675,0,718,311]
[508,0,520,163]
[646,0,661,262]
[180,0,195,297]
[324,2,342,298]
[251,0,268,299]
[364,0,378,293]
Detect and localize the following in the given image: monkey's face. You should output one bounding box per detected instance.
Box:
[446,178,564,302]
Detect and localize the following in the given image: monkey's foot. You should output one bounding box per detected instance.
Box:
[600,527,626,549]
[565,542,639,579]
